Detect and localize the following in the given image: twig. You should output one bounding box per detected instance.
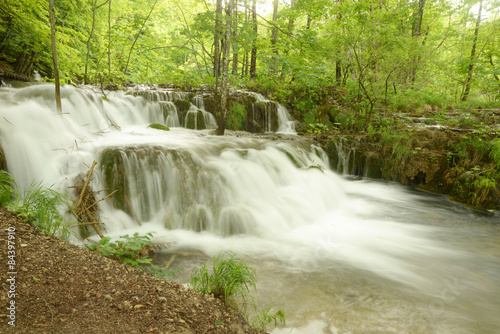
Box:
[85,206,104,238]
[85,190,118,211]
[125,195,142,226]
[75,161,97,209]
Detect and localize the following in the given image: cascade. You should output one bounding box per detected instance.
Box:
[1,83,499,334]
[249,92,296,133]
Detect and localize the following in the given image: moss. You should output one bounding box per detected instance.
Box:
[148,123,170,131]
[0,143,7,171]
[185,110,206,130]
[174,99,191,112]
[99,148,128,213]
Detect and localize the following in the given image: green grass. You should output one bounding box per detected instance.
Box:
[190,251,285,331]
[0,170,16,206]
[8,180,72,240]
[190,251,256,308]
[0,170,73,240]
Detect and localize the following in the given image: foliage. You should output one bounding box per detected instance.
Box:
[7,180,72,240]
[0,170,16,206]
[307,122,329,140]
[87,232,154,269]
[490,139,500,169]
[190,251,285,331]
[86,232,178,278]
[251,303,286,332]
[227,103,246,131]
[190,251,256,308]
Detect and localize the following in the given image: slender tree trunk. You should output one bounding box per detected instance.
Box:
[123,0,159,75]
[214,0,223,91]
[281,0,296,81]
[176,3,203,77]
[271,0,279,73]
[335,0,342,85]
[410,0,425,84]
[85,0,98,85]
[49,0,62,115]
[250,0,257,79]
[216,0,233,136]
[108,0,112,76]
[462,0,483,102]
[232,1,238,75]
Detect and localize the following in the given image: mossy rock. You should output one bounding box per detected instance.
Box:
[174,99,191,112]
[148,123,170,131]
[0,143,7,171]
[100,148,128,213]
[185,110,206,130]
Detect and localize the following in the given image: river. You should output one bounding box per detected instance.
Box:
[1,83,498,333]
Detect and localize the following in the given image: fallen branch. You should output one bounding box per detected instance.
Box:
[125,195,142,226]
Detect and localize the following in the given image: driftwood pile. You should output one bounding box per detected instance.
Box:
[72,161,116,239]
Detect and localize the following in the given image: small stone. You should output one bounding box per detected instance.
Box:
[134,304,144,309]
[104,295,113,301]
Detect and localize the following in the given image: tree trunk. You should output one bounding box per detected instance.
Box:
[214,0,223,91]
[216,0,233,136]
[335,0,343,85]
[123,0,159,75]
[250,0,257,79]
[271,0,279,73]
[462,0,483,102]
[49,0,62,115]
[85,0,98,85]
[232,0,238,75]
[410,0,425,84]
[108,0,112,76]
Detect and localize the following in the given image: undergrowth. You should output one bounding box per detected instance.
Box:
[86,232,177,278]
[190,251,285,331]
[0,170,72,240]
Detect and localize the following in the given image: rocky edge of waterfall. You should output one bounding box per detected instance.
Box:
[0,207,264,334]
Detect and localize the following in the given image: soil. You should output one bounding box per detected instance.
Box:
[0,207,264,334]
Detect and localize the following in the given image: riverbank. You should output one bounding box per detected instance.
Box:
[0,207,263,334]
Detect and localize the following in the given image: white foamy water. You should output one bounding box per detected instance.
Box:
[1,84,499,334]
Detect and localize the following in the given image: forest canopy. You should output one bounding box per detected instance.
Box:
[0,0,499,105]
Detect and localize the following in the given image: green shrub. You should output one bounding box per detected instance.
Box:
[227,103,246,130]
[491,139,500,169]
[87,232,155,269]
[86,232,177,278]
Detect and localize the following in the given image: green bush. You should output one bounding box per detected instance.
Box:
[87,232,155,269]
[491,139,500,169]
[86,232,177,278]
[227,103,246,130]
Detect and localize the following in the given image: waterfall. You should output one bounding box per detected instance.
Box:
[250,92,296,134]
[2,84,499,334]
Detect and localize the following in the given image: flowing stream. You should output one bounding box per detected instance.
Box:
[0,84,499,333]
